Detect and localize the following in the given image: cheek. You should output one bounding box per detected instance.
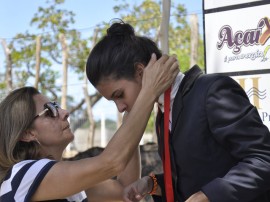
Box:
[36,120,61,136]
[128,88,141,107]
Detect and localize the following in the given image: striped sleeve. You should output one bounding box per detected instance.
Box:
[1,159,88,202]
[0,159,56,201]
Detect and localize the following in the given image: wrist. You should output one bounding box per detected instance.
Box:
[139,88,157,104]
[147,173,158,195]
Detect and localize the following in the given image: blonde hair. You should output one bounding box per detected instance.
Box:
[0,87,42,183]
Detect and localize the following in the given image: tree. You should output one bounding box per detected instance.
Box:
[190,14,199,68]
[34,35,42,89]
[0,0,205,147]
[1,39,12,91]
[2,0,102,115]
[59,33,68,109]
[160,0,171,54]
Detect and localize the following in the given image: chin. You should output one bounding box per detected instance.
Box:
[63,132,74,143]
[68,133,75,142]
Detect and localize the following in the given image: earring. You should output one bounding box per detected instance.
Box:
[35,138,41,145]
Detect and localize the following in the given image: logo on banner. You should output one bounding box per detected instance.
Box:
[236,76,270,125]
[237,77,266,109]
[217,17,270,63]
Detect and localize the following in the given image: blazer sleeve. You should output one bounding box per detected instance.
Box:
[201,76,270,202]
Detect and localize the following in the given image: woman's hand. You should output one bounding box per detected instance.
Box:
[123,176,151,202]
[142,53,179,100]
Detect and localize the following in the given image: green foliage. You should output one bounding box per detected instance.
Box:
[2,0,205,133]
[145,110,155,133]
[197,37,205,70]
[5,0,88,100]
[0,83,6,90]
[31,1,75,32]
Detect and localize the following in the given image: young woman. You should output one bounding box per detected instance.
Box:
[86,20,270,202]
[0,54,179,201]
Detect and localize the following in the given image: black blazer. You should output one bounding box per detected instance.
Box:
[154,65,270,202]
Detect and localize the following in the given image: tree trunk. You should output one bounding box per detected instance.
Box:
[34,35,42,89]
[160,0,171,54]
[1,39,13,91]
[83,74,95,148]
[152,0,171,143]
[83,28,100,147]
[190,14,199,68]
[59,33,68,109]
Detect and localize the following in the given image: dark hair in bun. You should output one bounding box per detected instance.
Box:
[86,19,162,87]
[107,19,135,38]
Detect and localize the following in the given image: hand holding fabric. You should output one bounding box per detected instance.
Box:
[123,176,151,202]
[141,53,179,100]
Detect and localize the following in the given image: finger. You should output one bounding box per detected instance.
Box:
[135,193,145,200]
[167,59,179,74]
[171,60,180,72]
[163,66,179,87]
[157,54,169,64]
[146,53,157,68]
[123,192,136,202]
[164,55,178,67]
[170,67,180,81]
[172,68,180,81]
[135,194,144,200]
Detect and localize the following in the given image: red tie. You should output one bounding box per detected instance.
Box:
[163,86,174,202]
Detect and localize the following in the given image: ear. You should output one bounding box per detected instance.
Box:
[134,63,145,78]
[20,129,37,142]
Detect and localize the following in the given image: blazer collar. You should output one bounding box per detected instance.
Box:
[171,65,203,134]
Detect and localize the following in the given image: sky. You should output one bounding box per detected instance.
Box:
[0,0,203,120]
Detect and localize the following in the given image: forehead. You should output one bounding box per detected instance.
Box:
[96,78,137,100]
[33,94,50,110]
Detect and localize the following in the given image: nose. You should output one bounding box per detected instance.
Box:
[58,108,70,120]
[115,101,127,113]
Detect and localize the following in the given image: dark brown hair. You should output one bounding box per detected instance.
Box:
[86,19,162,87]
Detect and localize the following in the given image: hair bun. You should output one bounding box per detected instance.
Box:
[107,20,135,38]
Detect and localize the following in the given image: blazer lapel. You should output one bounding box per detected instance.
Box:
[171,88,183,135]
[171,65,203,135]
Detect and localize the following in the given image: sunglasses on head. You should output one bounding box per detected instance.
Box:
[33,101,61,120]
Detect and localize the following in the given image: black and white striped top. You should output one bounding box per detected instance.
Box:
[0,159,87,202]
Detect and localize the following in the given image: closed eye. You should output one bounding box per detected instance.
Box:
[112,91,124,100]
[115,93,123,99]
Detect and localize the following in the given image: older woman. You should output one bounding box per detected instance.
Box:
[0,54,179,201]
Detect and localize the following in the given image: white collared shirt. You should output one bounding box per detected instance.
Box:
[157,72,185,130]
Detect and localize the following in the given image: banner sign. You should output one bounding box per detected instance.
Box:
[203,0,270,129]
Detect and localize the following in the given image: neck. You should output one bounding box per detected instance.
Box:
[40,147,65,161]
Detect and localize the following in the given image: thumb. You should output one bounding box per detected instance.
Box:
[135,194,144,200]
